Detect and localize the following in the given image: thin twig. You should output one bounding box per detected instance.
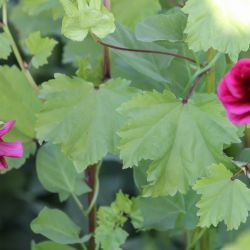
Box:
[2,1,39,94]
[231,168,244,181]
[94,37,198,65]
[182,53,221,103]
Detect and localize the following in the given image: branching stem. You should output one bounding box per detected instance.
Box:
[1,1,39,94]
[94,36,198,65]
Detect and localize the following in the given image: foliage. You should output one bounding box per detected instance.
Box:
[0,0,250,249]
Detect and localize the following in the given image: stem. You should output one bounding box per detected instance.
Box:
[2,1,39,94]
[244,125,250,147]
[182,53,221,104]
[231,168,244,181]
[206,48,216,93]
[86,165,97,250]
[72,193,87,216]
[187,228,207,250]
[86,161,102,215]
[94,37,198,65]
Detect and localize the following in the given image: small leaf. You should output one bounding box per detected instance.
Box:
[36,76,138,171]
[60,0,115,41]
[135,9,187,42]
[194,164,250,230]
[36,143,90,201]
[31,207,81,244]
[24,31,57,68]
[119,91,240,196]
[0,32,12,60]
[183,0,250,60]
[31,241,76,250]
[96,192,134,250]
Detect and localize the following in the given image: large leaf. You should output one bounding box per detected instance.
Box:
[24,31,58,68]
[105,23,177,83]
[20,0,63,19]
[135,10,187,42]
[36,76,138,171]
[119,91,240,196]
[111,0,161,29]
[183,0,250,61]
[0,66,41,141]
[60,0,115,41]
[194,164,250,230]
[31,241,76,250]
[31,207,81,244]
[36,143,90,201]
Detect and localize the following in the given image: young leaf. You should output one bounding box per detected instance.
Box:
[24,32,57,68]
[36,143,90,201]
[183,0,250,61]
[95,191,135,250]
[0,32,12,60]
[194,164,250,230]
[31,241,76,250]
[135,10,187,42]
[119,91,240,196]
[36,76,138,171]
[111,0,161,29]
[31,207,81,244]
[60,0,115,41]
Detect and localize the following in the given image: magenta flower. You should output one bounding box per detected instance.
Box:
[0,120,23,169]
[218,59,250,125]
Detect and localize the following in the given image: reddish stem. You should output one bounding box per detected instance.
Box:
[86,165,97,250]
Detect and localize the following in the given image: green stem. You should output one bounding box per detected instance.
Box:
[2,1,39,94]
[187,228,207,250]
[72,193,86,216]
[206,48,216,93]
[182,53,221,103]
[86,161,102,215]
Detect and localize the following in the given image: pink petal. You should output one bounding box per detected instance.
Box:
[218,78,238,103]
[0,156,7,169]
[223,102,250,115]
[227,111,250,125]
[224,73,245,98]
[0,120,16,138]
[0,141,23,158]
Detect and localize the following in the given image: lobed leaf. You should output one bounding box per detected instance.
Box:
[194,164,250,230]
[119,91,240,196]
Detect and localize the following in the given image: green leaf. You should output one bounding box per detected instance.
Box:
[0,32,12,60]
[194,164,250,230]
[21,0,63,19]
[36,143,90,201]
[31,207,81,244]
[24,31,57,68]
[119,91,240,196]
[10,4,61,40]
[105,23,177,83]
[96,191,134,250]
[183,0,250,61]
[31,241,76,250]
[0,66,41,141]
[135,10,187,42]
[111,0,161,29]
[222,230,250,250]
[36,76,138,171]
[6,141,36,170]
[133,194,185,231]
[60,0,115,41]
